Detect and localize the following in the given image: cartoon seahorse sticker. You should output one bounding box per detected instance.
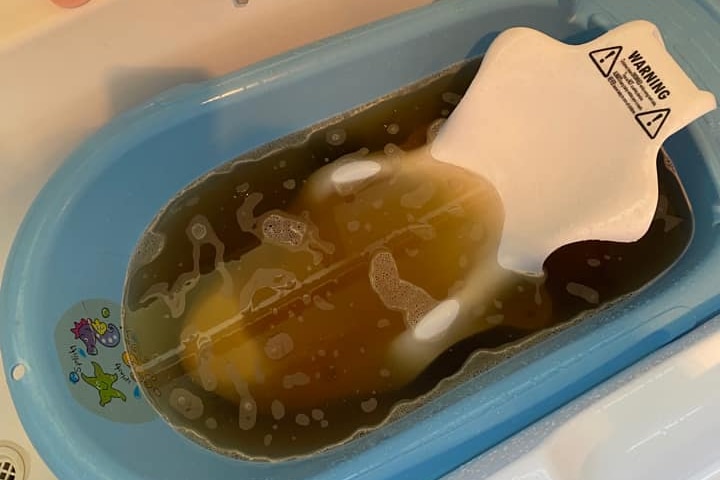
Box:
[71,316,120,355]
[81,361,127,406]
[71,319,98,355]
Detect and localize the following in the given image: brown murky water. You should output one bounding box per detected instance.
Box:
[123,58,692,460]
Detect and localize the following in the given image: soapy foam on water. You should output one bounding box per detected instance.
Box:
[169,388,204,420]
[296,414,311,426]
[125,62,499,460]
[271,400,285,420]
[325,128,347,146]
[226,363,257,431]
[129,232,165,273]
[264,333,294,360]
[261,214,307,247]
[360,398,378,413]
[137,216,231,318]
[369,250,439,329]
[238,194,335,265]
[236,268,298,313]
[196,343,218,392]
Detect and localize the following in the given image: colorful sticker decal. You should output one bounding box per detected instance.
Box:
[55,299,155,423]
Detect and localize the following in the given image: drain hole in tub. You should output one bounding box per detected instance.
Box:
[10,364,26,381]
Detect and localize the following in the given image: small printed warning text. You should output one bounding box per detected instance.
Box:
[590,46,671,140]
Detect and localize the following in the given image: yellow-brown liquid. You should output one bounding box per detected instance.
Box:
[123,58,692,460]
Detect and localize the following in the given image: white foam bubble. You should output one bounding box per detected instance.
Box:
[262,214,307,247]
[369,250,438,328]
[169,388,204,420]
[384,143,404,157]
[264,333,294,360]
[238,397,257,430]
[237,268,298,312]
[326,128,347,146]
[236,192,264,232]
[130,231,165,271]
[566,282,600,304]
[224,365,257,431]
[296,414,311,426]
[441,91,461,105]
[197,347,217,392]
[361,398,378,413]
[190,223,207,240]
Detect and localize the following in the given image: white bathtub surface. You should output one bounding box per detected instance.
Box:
[447,315,720,480]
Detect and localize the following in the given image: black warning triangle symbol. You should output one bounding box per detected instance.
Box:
[589,46,622,77]
[635,108,670,139]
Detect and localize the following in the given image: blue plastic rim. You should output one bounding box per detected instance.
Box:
[2,1,719,479]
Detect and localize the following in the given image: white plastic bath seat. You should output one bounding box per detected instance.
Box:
[431,20,715,276]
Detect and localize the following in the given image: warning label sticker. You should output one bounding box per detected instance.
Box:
[589,46,622,77]
[589,46,672,139]
[635,108,670,139]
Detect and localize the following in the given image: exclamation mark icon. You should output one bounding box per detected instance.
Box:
[599,50,616,63]
[646,113,663,127]
[635,108,671,139]
[589,46,622,77]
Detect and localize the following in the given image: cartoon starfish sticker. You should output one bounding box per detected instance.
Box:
[81,361,127,406]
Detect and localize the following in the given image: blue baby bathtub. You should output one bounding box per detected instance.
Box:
[2,0,719,479]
